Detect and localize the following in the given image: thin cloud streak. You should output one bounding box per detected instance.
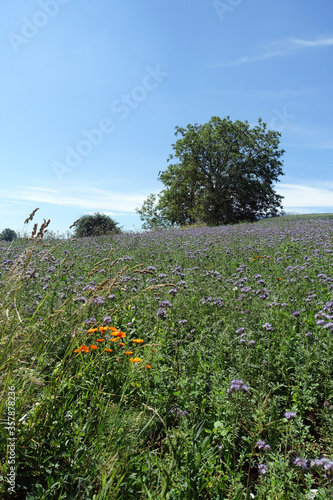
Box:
[4,186,148,214]
[217,36,333,67]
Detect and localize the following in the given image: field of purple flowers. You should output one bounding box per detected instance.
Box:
[1,213,333,499]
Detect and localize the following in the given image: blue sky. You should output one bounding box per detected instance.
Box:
[1,0,333,234]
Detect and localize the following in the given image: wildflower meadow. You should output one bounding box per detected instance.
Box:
[1,212,333,499]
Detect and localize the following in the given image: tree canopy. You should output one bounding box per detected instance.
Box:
[137,116,285,229]
[0,228,17,242]
[73,213,121,237]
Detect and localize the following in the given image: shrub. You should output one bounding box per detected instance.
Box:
[73,213,121,237]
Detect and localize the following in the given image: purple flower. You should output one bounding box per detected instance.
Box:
[157,308,167,320]
[228,379,249,394]
[323,322,333,329]
[256,440,266,449]
[258,463,268,475]
[236,327,245,334]
[103,315,112,324]
[168,288,178,295]
[74,296,86,303]
[293,311,300,317]
[171,407,188,417]
[310,457,333,476]
[108,294,116,300]
[284,411,296,420]
[262,322,273,331]
[84,316,96,326]
[323,460,333,478]
[92,296,105,306]
[178,319,187,325]
[159,300,173,308]
[294,457,308,469]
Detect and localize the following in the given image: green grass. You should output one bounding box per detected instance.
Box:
[1,213,333,499]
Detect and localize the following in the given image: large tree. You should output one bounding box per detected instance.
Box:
[138,116,285,228]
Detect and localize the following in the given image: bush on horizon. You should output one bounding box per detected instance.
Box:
[73,212,122,237]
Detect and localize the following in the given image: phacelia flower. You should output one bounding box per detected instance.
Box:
[293,457,308,469]
[227,379,249,395]
[284,411,296,420]
[258,463,268,475]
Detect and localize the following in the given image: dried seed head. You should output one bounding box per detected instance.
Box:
[24,208,39,224]
[31,223,38,238]
[69,218,81,229]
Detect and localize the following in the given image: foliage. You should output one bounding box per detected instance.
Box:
[138,116,285,229]
[73,212,121,237]
[0,228,17,242]
[135,193,173,231]
[1,212,333,498]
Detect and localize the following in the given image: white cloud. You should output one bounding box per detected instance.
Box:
[290,37,333,48]
[4,186,148,214]
[277,183,333,207]
[218,35,333,66]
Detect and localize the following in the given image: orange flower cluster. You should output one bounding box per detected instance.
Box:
[74,325,151,369]
[129,357,142,363]
[74,345,90,353]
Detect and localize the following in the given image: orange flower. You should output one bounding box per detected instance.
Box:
[96,339,104,343]
[90,345,98,350]
[116,331,126,338]
[125,351,133,355]
[79,345,89,352]
[111,330,126,338]
[88,328,98,333]
[119,342,125,347]
[99,326,108,333]
[132,339,143,344]
[104,348,113,353]
[74,348,80,353]
[145,364,151,369]
[109,327,118,332]
[110,338,118,342]
[129,357,142,363]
